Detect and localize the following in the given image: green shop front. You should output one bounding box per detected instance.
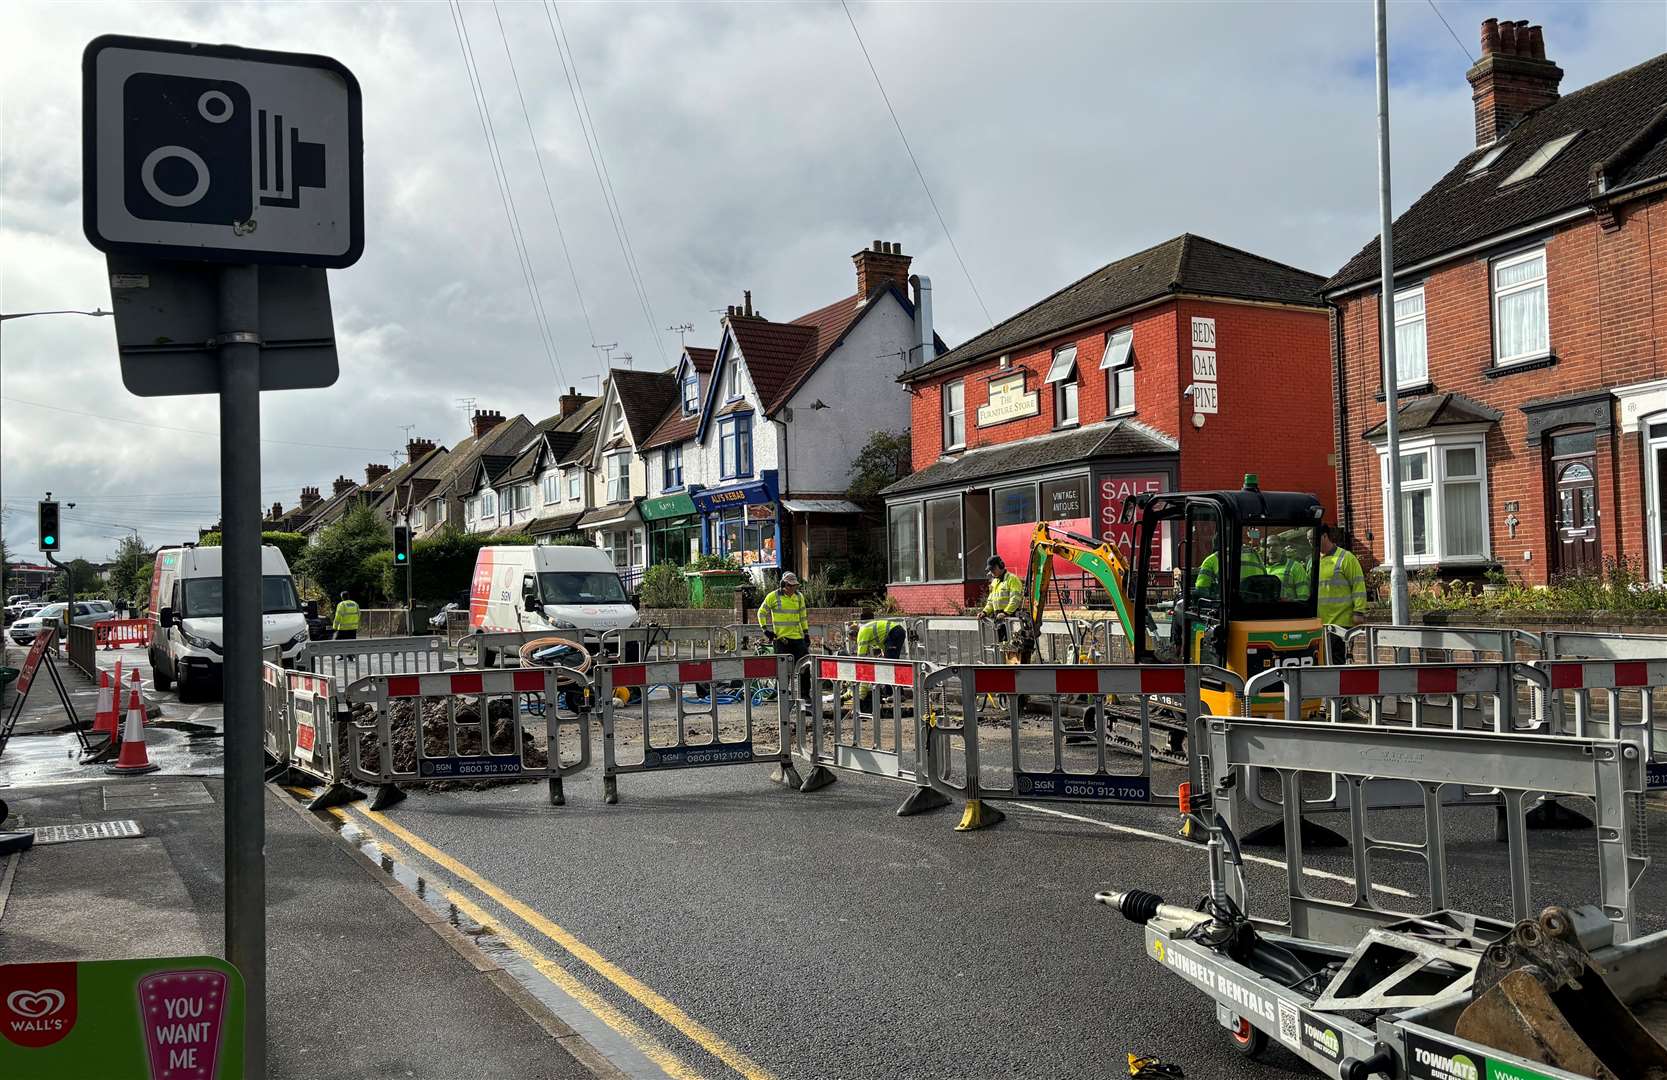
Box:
[643,492,700,566]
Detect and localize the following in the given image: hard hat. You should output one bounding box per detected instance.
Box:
[781,572,800,586]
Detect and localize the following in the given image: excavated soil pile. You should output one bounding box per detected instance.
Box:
[349,695,546,790]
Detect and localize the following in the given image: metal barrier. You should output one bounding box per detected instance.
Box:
[262,661,288,764]
[728,622,848,657]
[343,667,591,807]
[458,628,604,668]
[907,616,1004,664]
[597,655,797,803]
[1343,623,1539,665]
[66,623,98,679]
[299,634,451,688]
[793,655,951,815]
[1541,628,1667,661]
[600,623,734,663]
[1203,713,1651,942]
[1538,658,1667,791]
[919,663,1237,829]
[94,618,152,649]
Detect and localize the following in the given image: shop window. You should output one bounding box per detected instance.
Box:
[925,496,962,582]
[943,380,965,450]
[1046,344,1078,427]
[963,489,991,579]
[1101,328,1134,415]
[992,483,1038,571]
[716,503,776,567]
[720,414,753,479]
[888,503,923,584]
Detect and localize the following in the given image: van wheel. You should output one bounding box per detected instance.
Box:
[152,653,172,692]
[176,665,196,703]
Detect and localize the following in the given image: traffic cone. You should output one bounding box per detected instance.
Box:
[92,670,118,738]
[106,683,159,775]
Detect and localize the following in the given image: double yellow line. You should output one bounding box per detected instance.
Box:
[333,803,775,1080]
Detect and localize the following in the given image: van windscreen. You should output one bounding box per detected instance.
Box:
[181,576,301,617]
[539,572,628,605]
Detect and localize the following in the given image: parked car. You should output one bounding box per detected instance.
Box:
[8,602,106,645]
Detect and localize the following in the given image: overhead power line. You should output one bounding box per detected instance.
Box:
[0,397,399,453]
[544,0,668,365]
[840,0,992,325]
[492,0,598,355]
[1426,0,1475,64]
[449,0,568,387]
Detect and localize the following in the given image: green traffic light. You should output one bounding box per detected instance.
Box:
[42,535,55,546]
[396,553,406,562]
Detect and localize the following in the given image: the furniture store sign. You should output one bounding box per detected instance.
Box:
[977,371,1039,427]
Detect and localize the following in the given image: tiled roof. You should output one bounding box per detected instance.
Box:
[907,235,1324,384]
[439,416,535,499]
[527,511,585,535]
[881,420,1178,497]
[685,346,717,373]
[643,348,715,450]
[609,368,680,445]
[1361,392,1503,439]
[1327,52,1667,292]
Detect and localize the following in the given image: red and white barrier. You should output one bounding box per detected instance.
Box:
[95,619,152,650]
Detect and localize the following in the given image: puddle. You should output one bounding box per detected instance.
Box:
[149,720,222,739]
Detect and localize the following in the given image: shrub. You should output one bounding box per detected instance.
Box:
[405,526,532,604]
[639,563,689,608]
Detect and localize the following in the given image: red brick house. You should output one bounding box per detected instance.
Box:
[1327,20,1667,585]
[883,233,1333,613]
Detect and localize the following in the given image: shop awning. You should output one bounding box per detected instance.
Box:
[641,493,697,521]
[577,501,643,529]
[780,499,863,515]
[691,478,776,514]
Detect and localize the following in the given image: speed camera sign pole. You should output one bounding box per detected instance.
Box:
[218,262,266,1080]
[85,35,363,1080]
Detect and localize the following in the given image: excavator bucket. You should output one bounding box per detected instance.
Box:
[1455,907,1667,1079]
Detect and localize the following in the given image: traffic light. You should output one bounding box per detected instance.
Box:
[393,525,410,564]
[38,500,60,552]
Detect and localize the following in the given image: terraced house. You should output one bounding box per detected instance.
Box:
[1328,21,1667,584]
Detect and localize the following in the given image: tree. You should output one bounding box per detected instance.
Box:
[196,530,307,566]
[107,533,151,606]
[47,558,103,600]
[847,430,912,503]
[399,525,532,605]
[296,506,392,602]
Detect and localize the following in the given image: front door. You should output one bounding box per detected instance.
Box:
[1552,456,1600,578]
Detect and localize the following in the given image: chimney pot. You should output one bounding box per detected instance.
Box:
[471,409,506,439]
[558,388,588,419]
[270,501,283,518]
[365,463,391,484]
[333,475,356,496]
[872,240,883,251]
[1466,18,1562,147]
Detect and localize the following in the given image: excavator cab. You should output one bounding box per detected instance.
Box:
[1128,476,1325,715]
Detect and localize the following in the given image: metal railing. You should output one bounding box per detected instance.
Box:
[66,623,98,679]
[297,634,451,689]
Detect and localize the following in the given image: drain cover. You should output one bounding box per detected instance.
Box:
[29,820,144,845]
[103,780,214,810]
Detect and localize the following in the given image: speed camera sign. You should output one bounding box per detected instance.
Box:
[83,35,363,267]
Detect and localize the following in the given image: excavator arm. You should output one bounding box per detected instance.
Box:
[1018,522,1138,661]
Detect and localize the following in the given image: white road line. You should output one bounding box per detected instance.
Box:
[1010,802,1416,899]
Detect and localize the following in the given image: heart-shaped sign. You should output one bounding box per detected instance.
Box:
[0,962,77,1049]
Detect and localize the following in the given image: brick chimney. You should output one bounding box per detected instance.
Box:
[853,241,912,303]
[332,475,356,496]
[365,463,391,484]
[299,486,321,507]
[406,437,437,462]
[267,501,283,520]
[559,387,589,419]
[1466,18,1562,147]
[471,409,506,439]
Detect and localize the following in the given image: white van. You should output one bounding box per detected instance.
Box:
[468,545,638,635]
[148,545,312,701]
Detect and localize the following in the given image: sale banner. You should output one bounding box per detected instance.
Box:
[0,957,243,1079]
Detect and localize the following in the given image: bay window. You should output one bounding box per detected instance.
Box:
[1380,436,1489,565]
[888,503,923,584]
[1100,328,1134,414]
[606,452,631,503]
[1492,248,1548,365]
[925,497,963,582]
[1393,286,1428,385]
[943,380,965,450]
[1046,343,1079,426]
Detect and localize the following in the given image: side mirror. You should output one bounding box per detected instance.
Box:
[305,601,320,619]
[159,607,175,629]
[524,594,541,613]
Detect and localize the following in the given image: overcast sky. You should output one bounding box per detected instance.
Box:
[3,0,1664,560]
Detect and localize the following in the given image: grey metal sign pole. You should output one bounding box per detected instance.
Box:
[1374,0,1411,624]
[218,264,266,1078]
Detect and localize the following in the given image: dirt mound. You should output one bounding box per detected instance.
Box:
[348,695,546,791]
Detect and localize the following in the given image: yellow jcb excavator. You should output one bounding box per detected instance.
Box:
[1013,474,1326,717]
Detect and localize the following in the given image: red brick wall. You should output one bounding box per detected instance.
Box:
[1173,299,1335,506]
[907,301,1182,473]
[1335,198,1667,584]
[887,581,980,615]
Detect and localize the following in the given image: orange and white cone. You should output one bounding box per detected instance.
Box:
[128,669,144,726]
[92,670,118,739]
[106,683,159,775]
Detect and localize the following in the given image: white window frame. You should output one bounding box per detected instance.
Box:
[725,358,741,401]
[682,375,700,415]
[887,502,924,585]
[512,484,531,513]
[1047,344,1079,427]
[611,408,625,438]
[606,451,631,503]
[1100,327,1135,415]
[942,380,966,451]
[542,472,560,506]
[1393,286,1428,387]
[1375,432,1491,567]
[481,490,496,519]
[566,468,581,501]
[1491,247,1549,366]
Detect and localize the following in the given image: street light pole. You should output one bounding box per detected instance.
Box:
[1375,0,1411,625]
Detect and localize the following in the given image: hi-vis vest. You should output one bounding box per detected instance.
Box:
[1319,548,1368,626]
[982,572,1024,616]
[758,589,807,640]
[856,619,901,656]
[332,599,361,630]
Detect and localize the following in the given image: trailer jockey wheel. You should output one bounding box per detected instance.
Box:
[1227,1016,1266,1058]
